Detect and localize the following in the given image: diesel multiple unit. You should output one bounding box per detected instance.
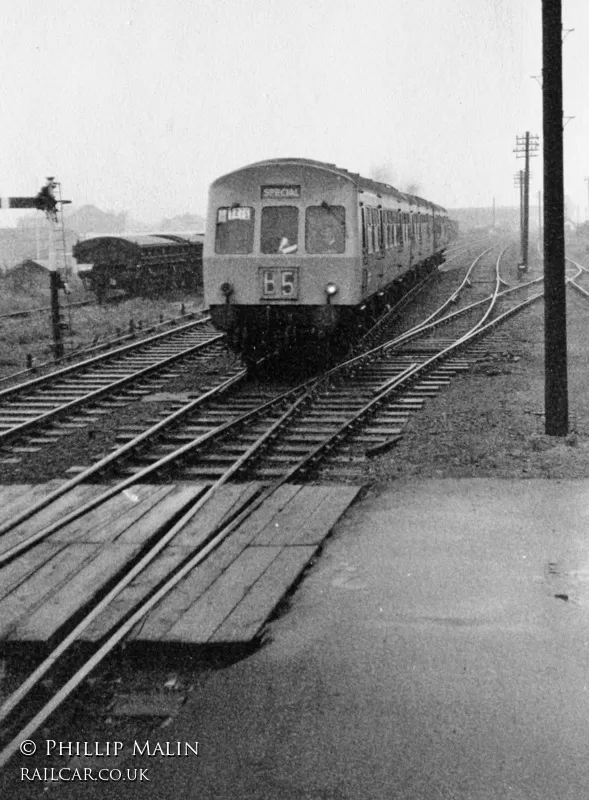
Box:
[203,157,457,359]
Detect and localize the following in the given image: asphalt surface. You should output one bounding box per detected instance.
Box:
[15,478,589,799]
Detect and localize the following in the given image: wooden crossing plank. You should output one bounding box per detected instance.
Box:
[160,546,282,643]
[130,539,254,642]
[84,483,260,642]
[0,482,359,646]
[0,484,39,508]
[209,545,316,643]
[0,484,109,556]
[252,486,332,546]
[226,483,302,542]
[52,484,178,544]
[0,541,65,601]
[173,482,260,547]
[116,483,206,543]
[129,485,279,642]
[132,483,359,645]
[270,485,361,546]
[0,543,100,638]
[12,543,138,641]
[0,480,66,526]
[3,483,204,643]
[81,545,194,642]
[131,543,240,642]
[18,484,207,640]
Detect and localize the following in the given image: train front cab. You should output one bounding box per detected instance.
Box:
[204,163,363,352]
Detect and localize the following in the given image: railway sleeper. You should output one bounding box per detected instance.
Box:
[304,413,365,423]
[58,378,129,385]
[237,432,329,443]
[144,466,229,478]
[10,446,43,454]
[53,422,95,430]
[34,392,91,400]
[0,411,41,419]
[312,399,373,408]
[252,467,305,479]
[0,401,63,409]
[354,426,404,435]
[286,426,345,436]
[162,426,221,439]
[258,454,312,464]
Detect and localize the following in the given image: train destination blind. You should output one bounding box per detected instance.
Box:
[261,185,301,199]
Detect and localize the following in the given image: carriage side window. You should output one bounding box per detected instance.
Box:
[366,209,374,254]
[215,207,255,254]
[261,206,299,254]
[361,207,367,253]
[378,210,385,251]
[306,205,345,254]
[386,211,393,248]
[372,208,380,253]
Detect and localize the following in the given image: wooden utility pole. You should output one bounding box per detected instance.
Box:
[543,0,568,435]
[538,190,542,241]
[514,171,524,258]
[514,132,539,270]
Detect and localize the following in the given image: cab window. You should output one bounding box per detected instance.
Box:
[215,207,255,254]
[261,206,299,254]
[306,205,346,254]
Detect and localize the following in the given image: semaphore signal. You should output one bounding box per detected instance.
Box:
[0,177,71,220]
[0,178,72,359]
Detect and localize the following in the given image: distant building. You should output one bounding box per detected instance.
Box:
[3,258,54,292]
[448,206,539,233]
[3,256,90,292]
[64,205,127,236]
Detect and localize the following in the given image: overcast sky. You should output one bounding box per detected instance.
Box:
[2,0,589,225]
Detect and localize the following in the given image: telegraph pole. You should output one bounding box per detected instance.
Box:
[538,190,542,241]
[514,132,539,270]
[514,171,524,256]
[543,0,568,435]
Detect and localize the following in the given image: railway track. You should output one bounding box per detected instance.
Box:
[0,298,94,322]
[0,306,206,388]
[566,255,589,297]
[0,316,228,463]
[0,242,543,767]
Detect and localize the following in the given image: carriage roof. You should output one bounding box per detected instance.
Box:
[73,233,204,261]
[211,158,448,214]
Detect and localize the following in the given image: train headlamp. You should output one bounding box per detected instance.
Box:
[220,282,234,297]
[324,282,338,296]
